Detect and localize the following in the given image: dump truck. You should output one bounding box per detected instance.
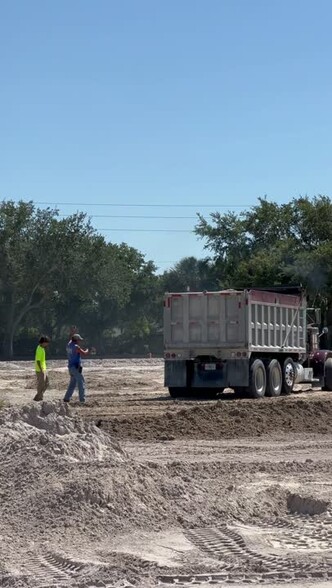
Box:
[164,287,332,398]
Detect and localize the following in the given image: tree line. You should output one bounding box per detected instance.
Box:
[1,196,332,358]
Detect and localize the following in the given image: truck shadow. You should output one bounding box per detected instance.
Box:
[129,392,238,402]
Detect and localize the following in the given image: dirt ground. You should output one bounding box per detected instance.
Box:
[1,358,332,588]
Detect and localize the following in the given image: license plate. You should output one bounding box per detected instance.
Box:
[205,363,216,370]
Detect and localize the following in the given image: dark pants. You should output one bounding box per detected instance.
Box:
[34,371,49,401]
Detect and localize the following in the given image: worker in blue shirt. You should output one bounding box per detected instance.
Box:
[63,334,90,404]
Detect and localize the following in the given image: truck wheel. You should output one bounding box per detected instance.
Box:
[324,358,332,391]
[282,358,296,395]
[266,359,282,397]
[168,387,191,399]
[249,359,266,398]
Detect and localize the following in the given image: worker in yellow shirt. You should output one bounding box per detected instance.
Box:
[34,336,50,401]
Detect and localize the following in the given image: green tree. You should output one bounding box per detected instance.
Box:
[162,256,218,292]
[195,195,332,300]
[76,244,160,354]
[0,201,131,357]
[114,247,162,354]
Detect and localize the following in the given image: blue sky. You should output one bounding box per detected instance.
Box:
[1,0,332,272]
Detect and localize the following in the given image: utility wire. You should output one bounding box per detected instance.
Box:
[98,228,194,232]
[34,201,251,208]
[58,214,198,219]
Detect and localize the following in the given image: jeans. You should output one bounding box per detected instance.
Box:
[64,366,85,403]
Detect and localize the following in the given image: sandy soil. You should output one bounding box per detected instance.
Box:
[1,358,332,587]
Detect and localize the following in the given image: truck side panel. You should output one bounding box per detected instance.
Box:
[248,290,305,352]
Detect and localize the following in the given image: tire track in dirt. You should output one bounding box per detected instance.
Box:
[15,551,116,588]
[157,570,332,585]
[17,553,72,587]
[158,516,332,586]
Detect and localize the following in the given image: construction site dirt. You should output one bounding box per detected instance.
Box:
[1,358,332,588]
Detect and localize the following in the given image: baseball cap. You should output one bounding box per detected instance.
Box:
[72,334,84,341]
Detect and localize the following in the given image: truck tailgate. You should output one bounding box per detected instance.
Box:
[164,291,246,348]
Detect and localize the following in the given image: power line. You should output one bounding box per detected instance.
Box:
[58,214,197,219]
[99,228,194,232]
[34,201,251,208]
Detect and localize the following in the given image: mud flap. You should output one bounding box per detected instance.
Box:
[164,360,187,387]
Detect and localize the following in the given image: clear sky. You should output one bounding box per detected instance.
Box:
[1,0,332,272]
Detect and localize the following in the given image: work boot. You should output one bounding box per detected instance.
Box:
[33,394,43,401]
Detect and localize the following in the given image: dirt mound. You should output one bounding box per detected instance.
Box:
[2,397,332,586]
[0,402,219,536]
[101,396,332,441]
[287,493,329,516]
[0,401,168,585]
[0,401,125,463]
[0,401,296,543]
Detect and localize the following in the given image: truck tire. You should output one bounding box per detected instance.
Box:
[249,359,266,398]
[282,357,296,395]
[324,358,332,391]
[168,387,191,399]
[266,359,282,397]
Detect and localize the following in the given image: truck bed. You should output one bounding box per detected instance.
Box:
[164,290,306,354]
